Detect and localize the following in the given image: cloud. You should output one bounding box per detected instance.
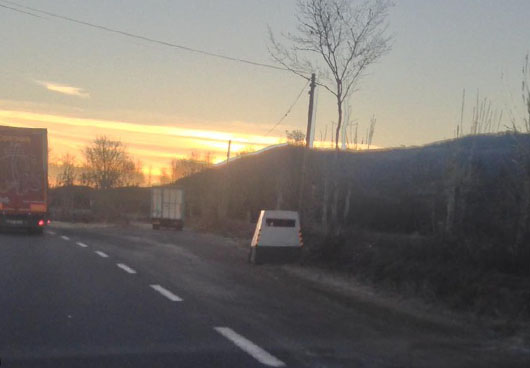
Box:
[0,109,279,146]
[34,80,90,98]
[0,108,284,169]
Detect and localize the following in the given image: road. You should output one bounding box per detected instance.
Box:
[0,223,528,367]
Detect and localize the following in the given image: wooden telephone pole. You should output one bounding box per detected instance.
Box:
[305,73,317,147]
[298,73,317,217]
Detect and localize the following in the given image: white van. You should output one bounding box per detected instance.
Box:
[249,210,303,264]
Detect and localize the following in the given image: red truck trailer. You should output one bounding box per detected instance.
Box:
[0,125,48,234]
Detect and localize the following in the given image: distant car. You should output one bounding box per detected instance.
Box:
[249,210,303,264]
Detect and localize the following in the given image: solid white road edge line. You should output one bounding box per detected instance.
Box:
[76,242,88,248]
[214,327,286,367]
[150,284,183,302]
[116,263,136,274]
[95,251,109,258]
[60,235,70,241]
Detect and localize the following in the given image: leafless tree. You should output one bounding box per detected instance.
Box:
[511,54,530,253]
[285,129,306,145]
[269,0,393,149]
[147,165,153,187]
[121,159,145,187]
[81,136,140,189]
[353,122,358,150]
[367,115,376,149]
[56,153,78,187]
[171,152,212,182]
[159,168,171,185]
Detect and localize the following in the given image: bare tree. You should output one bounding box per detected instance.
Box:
[121,159,145,187]
[285,129,306,145]
[56,153,78,187]
[367,115,376,149]
[81,136,139,189]
[147,165,153,187]
[511,53,530,253]
[269,0,393,149]
[159,168,171,185]
[171,152,212,182]
[204,151,214,166]
[353,122,358,150]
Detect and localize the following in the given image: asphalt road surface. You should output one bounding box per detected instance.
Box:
[0,223,528,367]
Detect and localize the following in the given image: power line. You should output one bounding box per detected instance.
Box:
[1,0,313,140]
[0,0,293,72]
[265,80,309,137]
[0,2,40,18]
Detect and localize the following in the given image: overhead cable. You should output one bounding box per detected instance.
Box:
[0,0,296,73]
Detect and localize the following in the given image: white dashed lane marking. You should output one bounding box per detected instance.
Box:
[50,231,284,367]
[95,251,109,258]
[150,284,183,302]
[46,230,56,235]
[116,263,136,274]
[214,327,286,367]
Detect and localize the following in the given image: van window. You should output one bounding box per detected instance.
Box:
[265,218,296,227]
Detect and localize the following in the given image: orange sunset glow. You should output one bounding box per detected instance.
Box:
[0,107,285,176]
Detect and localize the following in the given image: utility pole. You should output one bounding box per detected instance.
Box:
[305,73,317,147]
[220,139,232,219]
[226,139,232,164]
[299,73,317,219]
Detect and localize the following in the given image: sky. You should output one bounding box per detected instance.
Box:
[0,0,529,177]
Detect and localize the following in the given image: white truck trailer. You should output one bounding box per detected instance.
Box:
[150,187,184,230]
[0,125,49,234]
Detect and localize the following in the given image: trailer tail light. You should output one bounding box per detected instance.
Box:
[298,230,304,247]
[38,219,45,227]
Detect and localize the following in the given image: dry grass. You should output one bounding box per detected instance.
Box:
[301,229,530,326]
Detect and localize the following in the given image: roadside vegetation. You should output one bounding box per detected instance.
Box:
[269,0,393,149]
[46,39,530,328]
[48,136,214,223]
[175,132,530,325]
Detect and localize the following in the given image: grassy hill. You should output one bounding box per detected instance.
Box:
[180,133,530,242]
[177,133,530,323]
